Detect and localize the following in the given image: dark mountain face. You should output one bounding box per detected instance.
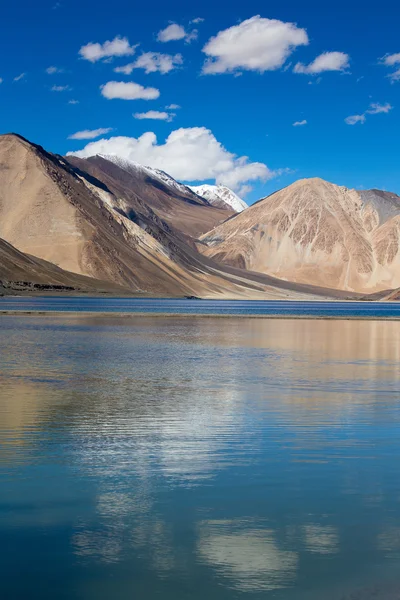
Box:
[66,154,234,240]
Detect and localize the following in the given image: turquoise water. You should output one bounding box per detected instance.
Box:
[1,313,400,599]
[0,297,400,318]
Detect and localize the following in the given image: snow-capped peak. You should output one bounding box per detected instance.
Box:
[97,154,247,212]
[98,154,197,198]
[189,184,248,213]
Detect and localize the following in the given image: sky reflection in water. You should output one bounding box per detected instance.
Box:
[1,314,400,599]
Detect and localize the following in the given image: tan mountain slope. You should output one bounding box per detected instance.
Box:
[66,154,233,240]
[0,133,345,300]
[200,178,400,293]
[0,237,128,294]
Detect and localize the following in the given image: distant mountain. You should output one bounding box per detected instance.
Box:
[189,184,248,213]
[200,177,400,293]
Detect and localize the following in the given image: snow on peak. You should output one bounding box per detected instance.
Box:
[98,154,196,197]
[189,184,248,212]
[96,155,247,212]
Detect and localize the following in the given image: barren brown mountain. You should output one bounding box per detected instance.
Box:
[200,178,400,293]
[0,237,128,295]
[0,133,343,299]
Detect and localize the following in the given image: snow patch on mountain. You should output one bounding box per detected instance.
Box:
[97,154,247,212]
[98,154,199,198]
[189,184,248,213]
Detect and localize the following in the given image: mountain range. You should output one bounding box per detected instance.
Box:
[0,132,399,300]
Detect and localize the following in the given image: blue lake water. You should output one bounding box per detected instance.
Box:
[1,311,400,599]
[0,296,400,318]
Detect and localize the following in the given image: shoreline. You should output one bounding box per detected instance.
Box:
[1,310,399,321]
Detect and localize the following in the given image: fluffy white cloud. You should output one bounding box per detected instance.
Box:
[51,84,71,91]
[157,23,197,43]
[345,114,366,125]
[13,73,25,82]
[68,128,113,140]
[68,99,79,105]
[101,81,160,100]
[115,52,183,75]
[133,110,174,121]
[191,17,204,24]
[293,119,307,126]
[294,51,350,74]
[202,15,308,75]
[345,102,393,125]
[67,127,280,191]
[166,103,181,109]
[79,36,136,62]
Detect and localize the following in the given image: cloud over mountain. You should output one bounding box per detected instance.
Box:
[67,127,280,191]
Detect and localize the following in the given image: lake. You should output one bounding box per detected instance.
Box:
[1,309,400,599]
[1,297,400,318]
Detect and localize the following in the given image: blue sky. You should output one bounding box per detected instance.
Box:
[1,0,399,204]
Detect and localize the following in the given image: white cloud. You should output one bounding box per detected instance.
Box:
[67,126,281,191]
[345,102,393,125]
[0,78,3,84]
[115,52,183,75]
[380,53,400,67]
[157,23,198,43]
[191,17,204,24]
[237,184,253,197]
[51,84,71,91]
[367,102,393,114]
[101,81,160,100]
[202,15,308,75]
[294,51,350,74]
[166,103,181,109]
[388,69,400,82]
[379,53,400,82]
[345,114,366,125]
[134,110,174,121]
[79,36,137,62]
[293,119,307,126]
[68,128,113,140]
[68,99,79,105]
[46,66,63,74]
[13,73,25,82]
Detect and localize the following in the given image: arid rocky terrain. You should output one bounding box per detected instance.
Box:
[200,178,400,294]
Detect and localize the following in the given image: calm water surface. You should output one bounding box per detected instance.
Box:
[1,312,400,599]
[1,296,400,318]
